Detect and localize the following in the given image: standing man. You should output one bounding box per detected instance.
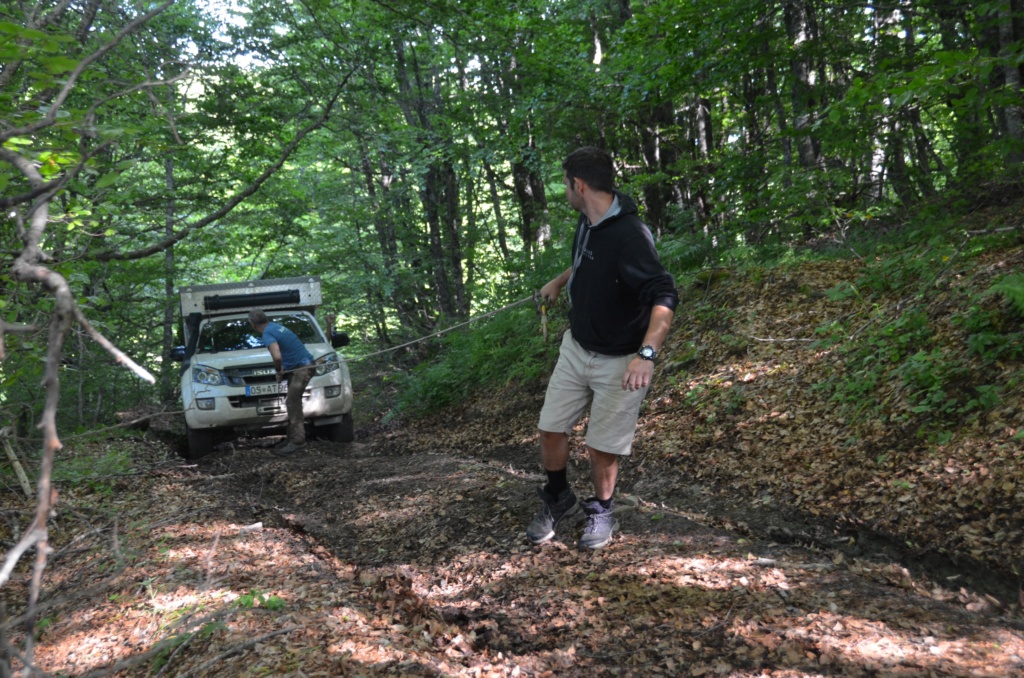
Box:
[527,146,678,549]
[248,309,315,456]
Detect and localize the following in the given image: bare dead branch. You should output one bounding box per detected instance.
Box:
[0,321,37,362]
[72,637,182,678]
[0,528,45,589]
[59,409,185,441]
[76,607,237,678]
[71,307,155,384]
[177,626,298,678]
[152,630,199,678]
[1,564,127,632]
[0,632,52,677]
[202,532,221,591]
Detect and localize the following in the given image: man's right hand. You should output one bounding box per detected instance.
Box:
[539,280,562,304]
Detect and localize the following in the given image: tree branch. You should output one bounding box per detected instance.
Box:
[0,1,177,144]
[0,528,45,590]
[0,321,37,361]
[0,140,115,211]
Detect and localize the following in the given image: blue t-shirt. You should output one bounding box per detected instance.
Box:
[260,322,313,370]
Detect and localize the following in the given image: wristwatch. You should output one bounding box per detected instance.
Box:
[637,345,657,361]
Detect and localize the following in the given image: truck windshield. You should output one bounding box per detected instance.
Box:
[196,314,322,353]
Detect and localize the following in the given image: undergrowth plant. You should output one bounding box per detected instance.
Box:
[815,224,1023,435]
[394,305,559,417]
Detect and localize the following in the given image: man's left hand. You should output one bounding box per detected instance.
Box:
[623,357,654,391]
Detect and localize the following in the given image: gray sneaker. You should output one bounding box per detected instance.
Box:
[578,498,618,549]
[526,486,580,544]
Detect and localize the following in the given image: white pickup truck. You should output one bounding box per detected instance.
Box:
[171,277,353,459]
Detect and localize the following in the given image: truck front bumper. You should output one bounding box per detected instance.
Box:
[183,382,352,431]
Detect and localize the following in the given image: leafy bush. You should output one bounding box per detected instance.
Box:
[394,305,559,417]
[985,273,1024,317]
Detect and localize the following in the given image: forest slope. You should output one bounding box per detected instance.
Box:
[2,221,1023,677]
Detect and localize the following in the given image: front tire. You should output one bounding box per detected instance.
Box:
[183,425,216,460]
[321,413,354,443]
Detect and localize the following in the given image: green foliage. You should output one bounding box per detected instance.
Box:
[34,615,57,640]
[4,0,1024,446]
[46,443,135,495]
[954,301,1024,363]
[150,635,189,673]
[657,231,716,272]
[984,274,1024,317]
[826,282,860,302]
[812,202,1023,436]
[893,349,966,416]
[394,306,558,416]
[236,589,286,611]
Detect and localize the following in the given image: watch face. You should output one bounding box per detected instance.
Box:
[640,346,655,359]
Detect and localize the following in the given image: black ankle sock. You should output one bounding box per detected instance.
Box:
[544,469,568,496]
[598,498,613,511]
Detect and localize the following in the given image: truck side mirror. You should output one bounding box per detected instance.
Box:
[331,332,350,349]
[170,346,187,362]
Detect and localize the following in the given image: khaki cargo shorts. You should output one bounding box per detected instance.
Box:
[538,331,649,455]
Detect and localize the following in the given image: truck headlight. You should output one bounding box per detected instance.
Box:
[313,353,341,376]
[193,364,225,385]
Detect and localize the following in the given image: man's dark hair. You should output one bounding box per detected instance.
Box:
[248,309,269,326]
[562,146,615,194]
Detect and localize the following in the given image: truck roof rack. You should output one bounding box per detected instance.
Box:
[179,277,322,317]
[204,289,300,311]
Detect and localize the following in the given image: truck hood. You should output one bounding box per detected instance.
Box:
[189,343,336,370]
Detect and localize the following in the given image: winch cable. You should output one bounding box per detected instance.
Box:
[19,296,547,442]
[342,294,541,363]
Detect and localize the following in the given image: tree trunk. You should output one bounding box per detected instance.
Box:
[441,160,468,317]
[160,156,177,403]
[997,0,1024,163]
[901,5,936,197]
[767,59,794,189]
[637,100,679,235]
[886,115,917,206]
[692,95,714,223]
[783,0,822,169]
[421,165,452,317]
[393,39,468,319]
[482,157,512,263]
[512,145,549,257]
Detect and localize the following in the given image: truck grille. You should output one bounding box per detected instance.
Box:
[224,364,278,386]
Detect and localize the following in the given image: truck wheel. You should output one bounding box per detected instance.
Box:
[184,426,216,460]
[322,413,354,443]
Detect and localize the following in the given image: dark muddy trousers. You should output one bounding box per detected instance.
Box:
[285,364,314,444]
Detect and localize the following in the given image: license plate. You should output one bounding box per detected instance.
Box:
[246,382,287,397]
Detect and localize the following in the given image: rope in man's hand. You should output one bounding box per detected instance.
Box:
[533,291,549,343]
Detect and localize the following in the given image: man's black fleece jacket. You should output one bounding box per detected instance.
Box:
[567,191,679,356]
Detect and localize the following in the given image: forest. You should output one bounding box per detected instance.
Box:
[2,0,1024,675]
